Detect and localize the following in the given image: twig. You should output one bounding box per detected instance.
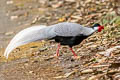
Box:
[99,46,120,56]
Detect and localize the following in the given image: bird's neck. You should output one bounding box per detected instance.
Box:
[83,27,98,36]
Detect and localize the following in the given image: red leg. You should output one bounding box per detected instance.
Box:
[69,47,77,57]
[56,43,61,56]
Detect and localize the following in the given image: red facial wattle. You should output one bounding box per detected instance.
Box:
[98,26,104,32]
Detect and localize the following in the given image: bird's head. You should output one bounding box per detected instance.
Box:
[92,23,104,32]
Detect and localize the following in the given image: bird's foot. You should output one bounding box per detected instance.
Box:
[72,56,80,59]
[53,54,60,58]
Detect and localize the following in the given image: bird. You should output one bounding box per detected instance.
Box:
[4,22,104,59]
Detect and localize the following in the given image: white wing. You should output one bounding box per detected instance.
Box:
[51,22,91,36]
[52,22,93,36]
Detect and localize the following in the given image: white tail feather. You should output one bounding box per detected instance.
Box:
[4,25,47,59]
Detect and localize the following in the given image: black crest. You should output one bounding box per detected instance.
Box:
[92,23,101,28]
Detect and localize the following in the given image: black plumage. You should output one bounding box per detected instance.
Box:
[54,34,88,48]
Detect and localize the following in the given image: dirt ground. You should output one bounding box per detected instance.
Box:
[0,0,120,80]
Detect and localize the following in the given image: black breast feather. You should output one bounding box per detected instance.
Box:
[54,34,88,47]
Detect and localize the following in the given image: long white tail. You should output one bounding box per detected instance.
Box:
[4,25,52,59]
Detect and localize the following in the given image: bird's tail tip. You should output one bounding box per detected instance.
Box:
[3,51,9,59]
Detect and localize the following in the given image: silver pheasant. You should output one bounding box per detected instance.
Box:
[4,22,104,59]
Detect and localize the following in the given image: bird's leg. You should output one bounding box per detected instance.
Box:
[69,47,77,57]
[56,43,61,56]
[69,47,80,59]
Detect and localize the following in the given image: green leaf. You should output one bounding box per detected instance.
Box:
[110,17,118,24]
[102,19,109,25]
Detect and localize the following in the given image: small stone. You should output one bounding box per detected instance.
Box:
[81,69,93,74]
[29,71,34,74]
[88,76,97,80]
[10,16,18,20]
[6,1,13,4]
[38,0,47,4]
[52,1,63,8]
[24,63,29,66]
[88,45,97,48]
[5,31,14,36]
[113,74,120,80]
[65,0,75,2]
[85,42,94,46]
[39,47,47,51]
[85,0,92,3]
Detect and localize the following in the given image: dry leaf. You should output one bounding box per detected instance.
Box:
[58,17,66,22]
[81,69,93,74]
[54,70,77,79]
